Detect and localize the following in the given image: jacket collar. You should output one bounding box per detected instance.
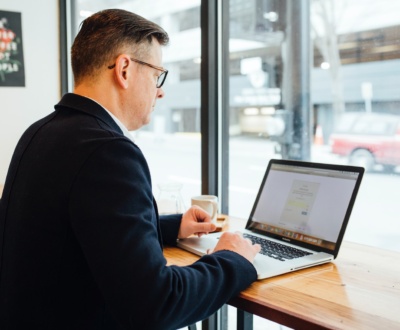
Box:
[55,93,123,135]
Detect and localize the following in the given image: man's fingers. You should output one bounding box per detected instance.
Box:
[242,235,261,252]
[192,205,211,222]
[195,222,216,233]
[245,238,252,245]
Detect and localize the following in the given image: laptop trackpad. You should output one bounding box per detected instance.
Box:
[177,234,222,256]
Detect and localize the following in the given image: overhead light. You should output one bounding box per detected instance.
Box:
[240,57,262,75]
[80,10,93,18]
[263,12,278,22]
[321,62,330,70]
[261,107,275,115]
[244,108,259,116]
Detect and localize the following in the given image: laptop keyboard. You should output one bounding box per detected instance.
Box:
[243,233,312,261]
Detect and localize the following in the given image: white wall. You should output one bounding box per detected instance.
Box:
[0,0,60,184]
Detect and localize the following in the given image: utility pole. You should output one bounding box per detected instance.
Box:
[281,0,312,160]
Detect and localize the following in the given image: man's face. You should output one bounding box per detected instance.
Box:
[125,39,165,131]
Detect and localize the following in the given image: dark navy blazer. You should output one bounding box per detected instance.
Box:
[0,94,256,330]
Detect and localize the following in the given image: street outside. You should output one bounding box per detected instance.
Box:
[134,131,400,254]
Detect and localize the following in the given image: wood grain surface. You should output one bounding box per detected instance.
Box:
[164,215,400,330]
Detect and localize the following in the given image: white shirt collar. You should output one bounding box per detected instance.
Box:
[102,107,135,142]
[85,96,135,142]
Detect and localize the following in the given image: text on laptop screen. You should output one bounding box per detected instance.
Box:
[248,163,360,251]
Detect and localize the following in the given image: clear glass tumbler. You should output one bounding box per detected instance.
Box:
[157,182,186,215]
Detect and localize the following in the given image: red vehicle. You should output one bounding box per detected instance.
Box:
[329,112,400,172]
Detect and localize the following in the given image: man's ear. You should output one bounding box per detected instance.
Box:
[113,54,132,89]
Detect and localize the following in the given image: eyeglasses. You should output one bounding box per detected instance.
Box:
[108,58,168,88]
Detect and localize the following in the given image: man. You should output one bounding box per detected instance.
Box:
[0,9,260,330]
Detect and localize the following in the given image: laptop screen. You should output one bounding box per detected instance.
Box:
[246,160,364,255]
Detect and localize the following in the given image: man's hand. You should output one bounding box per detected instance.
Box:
[210,231,261,263]
[178,205,217,239]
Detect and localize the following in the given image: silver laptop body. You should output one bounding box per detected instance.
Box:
[177,159,364,279]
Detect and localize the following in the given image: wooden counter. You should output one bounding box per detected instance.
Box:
[164,215,400,329]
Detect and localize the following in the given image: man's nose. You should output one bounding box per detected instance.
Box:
[157,87,165,99]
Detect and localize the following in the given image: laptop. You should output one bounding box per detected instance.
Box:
[177,159,364,279]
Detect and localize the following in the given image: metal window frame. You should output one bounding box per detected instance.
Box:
[201,0,230,214]
[200,1,230,329]
[59,0,76,95]
[59,0,68,95]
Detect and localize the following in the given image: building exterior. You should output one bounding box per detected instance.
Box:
[74,0,400,142]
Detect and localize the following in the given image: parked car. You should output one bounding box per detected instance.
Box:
[329,112,400,172]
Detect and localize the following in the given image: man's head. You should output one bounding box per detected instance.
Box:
[71,9,170,130]
[71,9,169,86]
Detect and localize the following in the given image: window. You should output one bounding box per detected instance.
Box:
[174,6,200,32]
[226,0,400,255]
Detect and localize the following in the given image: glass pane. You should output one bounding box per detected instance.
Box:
[73,0,201,209]
[228,0,285,220]
[227,0,400,255]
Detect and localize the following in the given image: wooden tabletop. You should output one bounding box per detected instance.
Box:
[164,215,400,330]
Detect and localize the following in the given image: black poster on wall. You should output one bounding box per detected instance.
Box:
[0,10,25,87]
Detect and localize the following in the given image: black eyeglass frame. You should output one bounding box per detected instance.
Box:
[108,58,168,88]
